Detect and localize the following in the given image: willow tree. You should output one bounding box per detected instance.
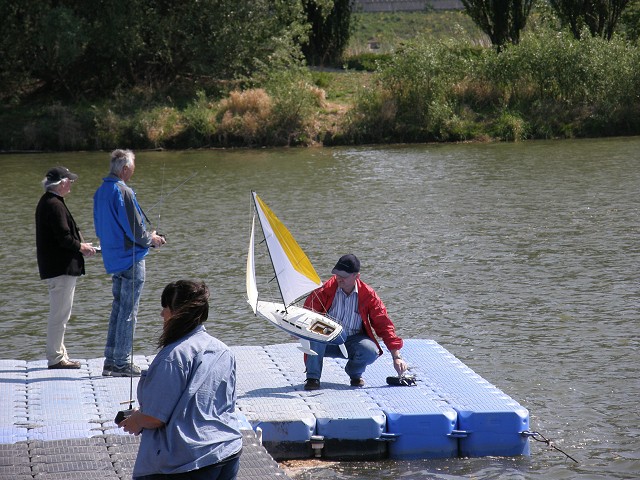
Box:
[461,0,536,51]
[549,0,632,39]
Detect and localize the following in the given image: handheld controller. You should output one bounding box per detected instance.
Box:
[115,408,133,424]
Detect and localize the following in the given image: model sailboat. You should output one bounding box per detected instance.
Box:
[247,191,347,356]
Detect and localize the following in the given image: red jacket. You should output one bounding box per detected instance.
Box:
[303,276,403,356]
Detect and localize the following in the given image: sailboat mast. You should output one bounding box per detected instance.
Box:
[251,191,289,312]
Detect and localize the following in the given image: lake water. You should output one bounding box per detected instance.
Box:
[0,138,638,479]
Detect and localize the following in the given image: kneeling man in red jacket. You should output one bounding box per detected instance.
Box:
[303,254,408,390]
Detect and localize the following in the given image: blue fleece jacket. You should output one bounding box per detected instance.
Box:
[93,174,152,274]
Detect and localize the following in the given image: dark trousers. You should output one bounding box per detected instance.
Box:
[134,454,240,480]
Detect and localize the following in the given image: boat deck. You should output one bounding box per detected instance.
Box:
[0,339,530,477]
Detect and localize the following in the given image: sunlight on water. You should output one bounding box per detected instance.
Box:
[1,138,639,479]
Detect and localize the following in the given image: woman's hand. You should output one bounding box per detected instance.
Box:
[118,408,165,435]
[118,408,143,435]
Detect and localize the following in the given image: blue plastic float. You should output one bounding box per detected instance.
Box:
[0,340,530,462]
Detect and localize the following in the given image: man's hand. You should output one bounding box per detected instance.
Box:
[80,242,96,257]
[151,232,166,248]
[391,350,408,376]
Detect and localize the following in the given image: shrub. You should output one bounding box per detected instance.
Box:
[180,91,219,147]
[342,85,397,144]
[264,68,326,146]
[462,26,640,140]
[93,106,126,150]
[216,89,273,146]
[133,106,184,149]
[491,110,529,141]
[311,70,332,89]
[350,38,471,142]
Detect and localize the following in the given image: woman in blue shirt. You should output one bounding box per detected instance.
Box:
[118,280,243,479]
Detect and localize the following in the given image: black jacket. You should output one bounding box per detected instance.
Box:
[35,192,85,279]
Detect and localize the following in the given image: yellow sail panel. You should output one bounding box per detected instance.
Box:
[254,193,322,306]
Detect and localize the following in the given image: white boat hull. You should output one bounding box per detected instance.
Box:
[254,301,346,355]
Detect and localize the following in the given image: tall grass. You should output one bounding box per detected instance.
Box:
[348,10,486,55]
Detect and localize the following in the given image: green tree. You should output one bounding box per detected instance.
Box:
[549,0,631,39]
[33,6,89,98]
[620,0,640,40]
[302,0,355,66]
[0,1,50,102]
[461,0,535,50]
[0,0,310,101]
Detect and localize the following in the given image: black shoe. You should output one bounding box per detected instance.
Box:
[350,377,365,387]
[304,378,320,391]
[48,359,81,369]
[103,363,142,377]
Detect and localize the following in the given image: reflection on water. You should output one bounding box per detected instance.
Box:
[0,138,638,479]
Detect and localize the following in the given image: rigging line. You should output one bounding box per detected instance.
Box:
[157,162,166,234]
[308,288,330,316]
[523,430,578,463]
[127,204,136,411]
[126,172,146,409]
[139,207,154,232]
[146,171,199,214]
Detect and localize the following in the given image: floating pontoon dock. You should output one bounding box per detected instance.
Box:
[0,339,529,478]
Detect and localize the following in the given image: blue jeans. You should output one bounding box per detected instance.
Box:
[305,333,379,380]
[134,454,240,480]
[104,259,145,368]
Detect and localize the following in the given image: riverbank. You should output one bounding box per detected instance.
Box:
[3,36,639,153]
[3,8,640,152]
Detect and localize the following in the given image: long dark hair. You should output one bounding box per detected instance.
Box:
[158,280,210,348]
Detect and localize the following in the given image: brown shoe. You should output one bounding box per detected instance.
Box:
[350,377,365,387]
[48,359,81,369]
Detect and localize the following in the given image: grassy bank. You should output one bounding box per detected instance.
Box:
[347,10,486,54]
[1,11,639,151]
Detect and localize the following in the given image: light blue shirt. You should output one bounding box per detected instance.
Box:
[328,283,362,336]
[133,326,243,476]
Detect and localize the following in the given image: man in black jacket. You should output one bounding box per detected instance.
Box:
[36,166,96,369]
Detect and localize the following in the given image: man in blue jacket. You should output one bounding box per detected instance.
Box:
[94,149,166,377]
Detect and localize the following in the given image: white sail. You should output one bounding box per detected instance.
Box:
[247,191,346,356]
[252,191,322,307]
[246,215,258,314]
